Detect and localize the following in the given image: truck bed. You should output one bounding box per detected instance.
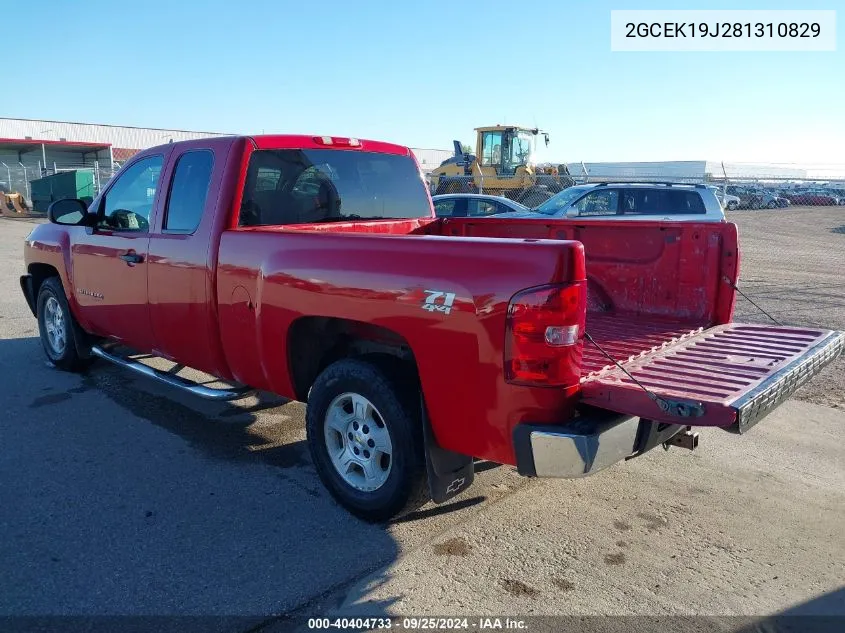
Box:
[581,312,704,378]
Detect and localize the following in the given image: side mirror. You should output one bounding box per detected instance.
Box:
[48,198,96,227]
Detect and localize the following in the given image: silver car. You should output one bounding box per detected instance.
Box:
[431,194,529,218]
[493,183,726,222]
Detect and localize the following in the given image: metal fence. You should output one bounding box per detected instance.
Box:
[425,167,845,209]
[3,154,845,214]
[0,161,118,212]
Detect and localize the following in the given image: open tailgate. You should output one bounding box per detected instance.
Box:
[580,324,845,433]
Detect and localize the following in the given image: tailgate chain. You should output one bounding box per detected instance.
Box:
[583,332,706,419]
[723,276,782,326]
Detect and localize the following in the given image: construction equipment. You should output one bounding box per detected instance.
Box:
[429,125,574,207]
[2,192,29,215]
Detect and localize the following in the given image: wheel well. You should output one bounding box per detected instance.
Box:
[288,317,419,402]
[26,263,61,310]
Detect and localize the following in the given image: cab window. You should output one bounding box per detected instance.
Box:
[480,131,503,167]
[434,199,458,217]
[467,199,502,217]
[573,189,619,216]
[621,189,706,215]
[100,155,163,231]
[164,151,214,233]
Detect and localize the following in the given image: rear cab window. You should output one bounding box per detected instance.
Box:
[239,149,431,226]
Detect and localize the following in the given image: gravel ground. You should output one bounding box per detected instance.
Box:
[727,207,845,409]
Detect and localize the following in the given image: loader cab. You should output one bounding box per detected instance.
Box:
[476,126,542,176]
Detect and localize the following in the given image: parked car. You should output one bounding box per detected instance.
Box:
[708,186,741,211]
[20,135,844,521]
[725,186,766,209]
[754,190,791,209]
[431,193,528,217]
[786,190,841,206]
[494,182,725,222]
[825,188,845,204]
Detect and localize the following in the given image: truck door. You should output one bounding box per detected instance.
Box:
[145,138,236,379]
[70,154,167,353]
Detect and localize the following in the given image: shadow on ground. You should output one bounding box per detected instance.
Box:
[0,336,410,619]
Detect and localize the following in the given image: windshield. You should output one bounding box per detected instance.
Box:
[239,149,431,225]
[534,186,592,214]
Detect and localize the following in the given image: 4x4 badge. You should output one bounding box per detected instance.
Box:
[422,290,456,315]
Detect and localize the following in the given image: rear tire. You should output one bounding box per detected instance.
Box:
[36,277,91,372]
[306,358,428,522]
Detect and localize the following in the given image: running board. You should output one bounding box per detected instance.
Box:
[90,346,254,401]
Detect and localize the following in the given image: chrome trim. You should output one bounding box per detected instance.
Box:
[529,414,640,478]
[732,330,845,433]
[90,346,254,401]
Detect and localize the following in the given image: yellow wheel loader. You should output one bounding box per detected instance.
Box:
[429,125,574,207]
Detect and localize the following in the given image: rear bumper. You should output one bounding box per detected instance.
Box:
[513,410,685,478]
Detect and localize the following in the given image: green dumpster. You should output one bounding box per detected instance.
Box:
[30,170,96,213]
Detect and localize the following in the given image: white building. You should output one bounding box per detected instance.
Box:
[565,160,807,182]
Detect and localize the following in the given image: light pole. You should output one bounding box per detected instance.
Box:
[1,162,11,195]
[18,162,30,202]
[40,129,53,173]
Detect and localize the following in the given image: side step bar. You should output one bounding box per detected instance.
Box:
[90,346,254,401]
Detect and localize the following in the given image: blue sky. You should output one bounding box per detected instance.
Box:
[5,0,843,164]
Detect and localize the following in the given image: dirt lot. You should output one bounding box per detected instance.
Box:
[0,208,842,628]
[727,207,845,409]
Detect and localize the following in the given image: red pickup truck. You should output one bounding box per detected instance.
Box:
[20,135,844,521]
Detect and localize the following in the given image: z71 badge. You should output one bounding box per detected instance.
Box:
[422,290,456,315]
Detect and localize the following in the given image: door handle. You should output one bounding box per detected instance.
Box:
[119,252,144,265]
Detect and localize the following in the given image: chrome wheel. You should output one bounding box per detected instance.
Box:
[324,392,393,492]
[43,296,67,355]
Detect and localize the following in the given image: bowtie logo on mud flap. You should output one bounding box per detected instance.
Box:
[446,477,466,494]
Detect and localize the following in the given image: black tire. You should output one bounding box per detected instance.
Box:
[36,277,91,372]
[767,200,777,209]
[306,358,428,522]
[727,201,738,211]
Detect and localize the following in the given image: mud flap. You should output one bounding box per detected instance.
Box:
[421,400,474,503]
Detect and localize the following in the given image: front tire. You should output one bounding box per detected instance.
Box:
[727,201,738,211]
[306,358,428,522]
[36,277,90,372]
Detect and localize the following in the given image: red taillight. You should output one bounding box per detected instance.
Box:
[505,283,586,387]
[312,136,361,147]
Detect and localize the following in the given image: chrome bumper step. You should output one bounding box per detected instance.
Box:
[90,346,254,401]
